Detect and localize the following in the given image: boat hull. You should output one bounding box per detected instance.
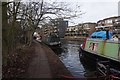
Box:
[79,47,120,71]
[42,33,61,46]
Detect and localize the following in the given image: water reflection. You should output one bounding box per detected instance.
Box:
[51,40,96,78]
[51,40,85,77]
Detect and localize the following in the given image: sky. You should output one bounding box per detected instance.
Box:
[73,2,119,25]
[46,0,120,26]
[21,0,120,26]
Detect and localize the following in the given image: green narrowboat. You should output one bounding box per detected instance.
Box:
[42,33,61,46]
[80,26,120,78]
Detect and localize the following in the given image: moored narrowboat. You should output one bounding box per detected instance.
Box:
[42,33,61,46]
[79,26,120,78]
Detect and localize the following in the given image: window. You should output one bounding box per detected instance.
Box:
[105,20,112,24]
[89,42,98,51]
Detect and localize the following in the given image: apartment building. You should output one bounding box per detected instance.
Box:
[82,23,96,35]
[65,23,96,37]
[97,16,120,30]
[37,19,68,39]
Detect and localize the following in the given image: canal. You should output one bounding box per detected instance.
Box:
[51,39,96,78]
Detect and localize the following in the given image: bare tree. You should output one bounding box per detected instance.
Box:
[16,0,83,45]
[2,2,8,65]
[4,0,83,49]
[2,1,21,65]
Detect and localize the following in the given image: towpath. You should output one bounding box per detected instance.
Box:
[24,40,72,78]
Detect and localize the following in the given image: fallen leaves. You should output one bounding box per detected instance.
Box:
[2,44,35,78]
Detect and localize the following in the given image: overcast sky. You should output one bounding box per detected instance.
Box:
[74,2,118,24]
[49,0,120,26]
[22,0,120,26]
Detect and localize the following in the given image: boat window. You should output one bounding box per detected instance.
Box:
[89,42,98,52]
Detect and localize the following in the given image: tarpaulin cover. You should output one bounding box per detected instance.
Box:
[91,31,112,39]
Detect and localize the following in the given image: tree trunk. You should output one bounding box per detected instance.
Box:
[27,30,33,46]
[2,2,8,65]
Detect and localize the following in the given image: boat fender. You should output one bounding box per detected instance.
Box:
[81,38,87,49]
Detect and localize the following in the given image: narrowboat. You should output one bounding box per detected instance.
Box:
[79,26,120,77]
[42,33,61,46]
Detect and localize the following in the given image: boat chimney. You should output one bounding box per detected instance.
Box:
[106,30,109,40]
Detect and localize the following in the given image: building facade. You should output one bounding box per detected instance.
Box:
[97,16,120,30]
[82,23,96,35]
[65,22,96,38]
[41,25,58,37]
[38,19,68,39]
[56,20,68,38]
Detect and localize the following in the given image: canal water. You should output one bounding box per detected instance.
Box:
[51,39,96,78]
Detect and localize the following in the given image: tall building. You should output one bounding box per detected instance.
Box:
[40,19,68,38]
[56,20,68,38]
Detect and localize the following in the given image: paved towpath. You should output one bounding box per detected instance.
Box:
[25,41,52,78]
[24,40,73,79]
